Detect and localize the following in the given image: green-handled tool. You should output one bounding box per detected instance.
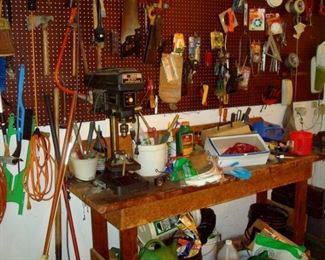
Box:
[3,113,35,214]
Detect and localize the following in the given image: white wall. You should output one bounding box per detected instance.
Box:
[1,102,324,260]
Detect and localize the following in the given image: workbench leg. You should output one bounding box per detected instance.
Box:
[293,180,308,245]
[120,227,138,260]
[256,191,268,203]
[91,208,109,260]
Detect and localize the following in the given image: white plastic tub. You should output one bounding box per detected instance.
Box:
[204,133,270,167]
[133,143,167,177]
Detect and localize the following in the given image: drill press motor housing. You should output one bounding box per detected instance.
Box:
[85,68,143,118]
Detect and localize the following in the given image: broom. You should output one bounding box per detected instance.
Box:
[0,0,14,57]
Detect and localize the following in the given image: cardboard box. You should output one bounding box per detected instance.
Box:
[200,121,251,144]
[204,133,270,167]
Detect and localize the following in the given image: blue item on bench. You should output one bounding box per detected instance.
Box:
[252,121,284,141]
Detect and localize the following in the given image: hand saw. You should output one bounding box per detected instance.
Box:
[121,0,141,57]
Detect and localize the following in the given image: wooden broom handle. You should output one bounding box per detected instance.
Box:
[0,0,3,18]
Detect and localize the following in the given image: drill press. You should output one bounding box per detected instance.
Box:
[85,68,149,194]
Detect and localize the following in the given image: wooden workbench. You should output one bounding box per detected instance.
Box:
[69,154,319,260]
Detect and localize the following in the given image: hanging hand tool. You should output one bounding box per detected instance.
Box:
[71,22,77,77]
[54,7,87,100]
[144,4,157,63]
[0,0,14,56]
[184,59,199,87]
[0,95,12,158]
[78,29,89,74]
[143,0,163,63]
[319,0,325,15]
[223,108,228,122]
[12,64,25,159]
[304,0,313,25]
[201,84,209,106]
[145,79,156,109]
[40,16,53,76]
[3,113,35,215]
[0,60,9,156]
[27,15,54,76]
[121,0,141,57]
[0,60,20,164]
[93,0,105,69]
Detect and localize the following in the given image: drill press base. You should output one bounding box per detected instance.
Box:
[95,171,149,195]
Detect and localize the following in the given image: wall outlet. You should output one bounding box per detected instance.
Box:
[295,106,307,116]
[319,104,325,115]
[311,101,318,109]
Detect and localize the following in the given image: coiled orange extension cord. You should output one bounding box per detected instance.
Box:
[24,130,55,209]
[0,165,6,223]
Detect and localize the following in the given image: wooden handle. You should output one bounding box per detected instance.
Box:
[53,88,60,138]
[79,31,89,74]
[0,0,3,18]
[72,25,77,77]
[42,27,49,76]
[95,43,103,69]
[42,93,78,258]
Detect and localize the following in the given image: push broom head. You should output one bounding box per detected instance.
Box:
[0,18,15,57]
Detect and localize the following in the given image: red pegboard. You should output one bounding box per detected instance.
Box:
[2,0,324,126]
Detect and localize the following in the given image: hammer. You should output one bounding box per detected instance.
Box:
[27,15,54,76]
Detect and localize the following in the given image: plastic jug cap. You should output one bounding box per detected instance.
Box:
[225,240,232,245]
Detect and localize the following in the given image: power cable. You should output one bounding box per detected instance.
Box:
[23,129,55,209]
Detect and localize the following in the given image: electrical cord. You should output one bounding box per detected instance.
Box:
[0,165,6,223]
[23,129,56,209]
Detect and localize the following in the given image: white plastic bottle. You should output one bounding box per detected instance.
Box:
[217,240,240,260]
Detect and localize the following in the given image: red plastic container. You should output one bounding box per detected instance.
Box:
[289,131,313,155]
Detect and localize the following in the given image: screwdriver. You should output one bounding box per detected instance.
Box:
[217,104,223,130]
[223,108,228,122]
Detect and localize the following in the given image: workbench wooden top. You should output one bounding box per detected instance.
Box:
[68,154,319,230]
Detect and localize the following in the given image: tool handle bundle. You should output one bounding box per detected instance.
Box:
[0,165,6,223]
[24,129,55,209]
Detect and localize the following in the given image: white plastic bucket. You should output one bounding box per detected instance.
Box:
[134,143,167,177]
[70,155,98,181]
[201,233,219,260]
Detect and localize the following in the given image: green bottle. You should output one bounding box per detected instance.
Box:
[176,121,193,156]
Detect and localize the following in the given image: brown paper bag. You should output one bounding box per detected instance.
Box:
[159,53,183,106]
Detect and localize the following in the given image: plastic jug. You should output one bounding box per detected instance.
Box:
[217,240,239,260]
[139,239,177,260]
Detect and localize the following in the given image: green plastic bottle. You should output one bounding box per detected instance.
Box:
[176,121,193,156]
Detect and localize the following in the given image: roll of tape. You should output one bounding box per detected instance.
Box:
[267,0,283,8]
[286,0,305,14]
[293,0,305,14]
[285,53,300,68]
